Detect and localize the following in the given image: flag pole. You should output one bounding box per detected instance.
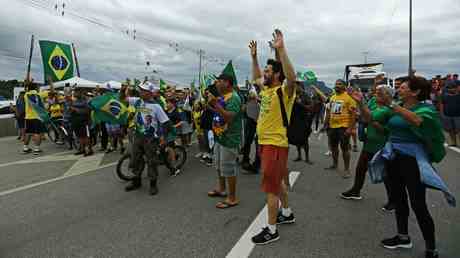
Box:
[71,43,81,77]
[26,34,34,81]
[198,49,203,99]
[408,0,413,77]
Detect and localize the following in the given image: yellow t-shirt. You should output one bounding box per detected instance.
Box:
[49,103,63,118]
[24,90,49,120]
[256,85,296,148]
[329,92,357,129]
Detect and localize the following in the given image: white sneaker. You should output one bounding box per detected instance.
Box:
[195,152,203,158]
[324,151,331,156]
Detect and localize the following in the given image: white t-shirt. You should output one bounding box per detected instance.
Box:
[128,97,169,137]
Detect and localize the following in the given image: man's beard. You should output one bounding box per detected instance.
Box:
[263,75,273,86]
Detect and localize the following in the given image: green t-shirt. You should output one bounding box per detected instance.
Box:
[367,97,377,111]
[215,91,242,148]
[387,103,446,162]
[387,105,423,143]
[363,104,393,153]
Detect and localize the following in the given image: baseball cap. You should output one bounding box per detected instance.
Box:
[139,81,160,92]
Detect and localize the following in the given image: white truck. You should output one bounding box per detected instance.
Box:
[344,63,390,93]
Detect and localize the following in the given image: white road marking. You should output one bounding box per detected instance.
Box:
[0,161,117,197]
[0,150,75,168]
[0,136,18,142]
[226,171,301,258]
[444,143,460,154]
[64,153,105,177]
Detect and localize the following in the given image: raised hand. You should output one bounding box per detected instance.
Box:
[374,74,385,85]
[271,29,285,50]
[350,89,364,103]
[248,40,257,58]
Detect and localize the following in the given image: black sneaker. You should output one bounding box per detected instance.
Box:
[33,149,43,155]
[425,250,439,258]
[381,235,413,249]
[204,157,213,167]
[382,202,396,212]
[276,211,295,225]
[170,168,181,177]
[251,227,279,245]
[340,190,363,200]
[22,148,32,154]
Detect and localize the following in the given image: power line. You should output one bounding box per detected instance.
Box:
[25,0,227,64]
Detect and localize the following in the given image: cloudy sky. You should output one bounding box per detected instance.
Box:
[1,0,459,86]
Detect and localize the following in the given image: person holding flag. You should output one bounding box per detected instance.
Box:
[22,77,51,154]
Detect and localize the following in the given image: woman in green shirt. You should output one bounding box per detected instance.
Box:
[369,77,447,258]
[340,85,394,212]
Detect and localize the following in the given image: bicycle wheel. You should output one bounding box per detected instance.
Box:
[60,126,73,149]
[165,145,187,170]
[116,153,144,181]
[46,124,58,143]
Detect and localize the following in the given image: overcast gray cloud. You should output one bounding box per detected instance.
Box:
[1,0,459,86]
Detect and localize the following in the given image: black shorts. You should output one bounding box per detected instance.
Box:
[16,117,25,129]
[25,119,45,134]
[328,127,350,150]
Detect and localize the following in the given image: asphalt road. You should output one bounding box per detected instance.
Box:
[0,134,458,258]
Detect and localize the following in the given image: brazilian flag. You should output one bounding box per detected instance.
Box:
[89,93,128,125]
[39,40,74,82]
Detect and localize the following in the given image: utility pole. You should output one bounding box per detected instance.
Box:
[362,51,369,64]
[409,0,413,77]
[198,49,203,88]
[26,35,34,81]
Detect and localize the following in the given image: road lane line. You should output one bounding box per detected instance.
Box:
[0,161,117,197]
[64,153,105,177]
[444,143,460,154]
[0,150,75,168]
[226,171,301,258]
[0,136,18,142]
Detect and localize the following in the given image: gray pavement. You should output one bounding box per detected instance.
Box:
[0,135,458,258]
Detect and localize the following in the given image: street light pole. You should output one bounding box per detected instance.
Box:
[362,51,369,64]
[409,0,413,77]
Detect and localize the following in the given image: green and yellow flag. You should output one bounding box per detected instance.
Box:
[39,40,74,82]
[89,93,128,125]
[159,79,167,92]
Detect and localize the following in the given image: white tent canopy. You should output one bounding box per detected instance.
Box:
[41,76,102,90]
[102,80,122,90]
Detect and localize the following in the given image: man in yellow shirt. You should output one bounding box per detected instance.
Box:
[23,79,50,154]
[325,79,357,177]
[249,29,297,245]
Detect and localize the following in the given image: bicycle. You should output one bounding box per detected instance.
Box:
[46,118,75,149]
[116,142,187,181]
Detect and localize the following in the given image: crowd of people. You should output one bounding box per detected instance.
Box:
[10,29,458,258]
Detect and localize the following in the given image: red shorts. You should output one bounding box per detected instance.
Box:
[259,145,289,195]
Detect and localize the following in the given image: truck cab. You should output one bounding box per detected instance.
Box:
[345,63,390,93]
